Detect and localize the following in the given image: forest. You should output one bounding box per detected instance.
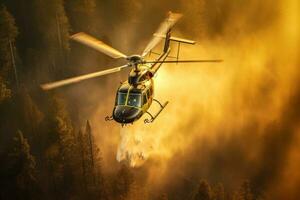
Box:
[0,0,299,199]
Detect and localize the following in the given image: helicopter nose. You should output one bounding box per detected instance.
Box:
[113,106,142,124]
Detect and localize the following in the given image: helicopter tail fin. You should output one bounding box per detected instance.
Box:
[163,30,172,53]
[154,33,196,46]
[153,33,196,60]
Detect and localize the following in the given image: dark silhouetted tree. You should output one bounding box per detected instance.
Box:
[65,0,109,75]
[127,181,148,200]
[192,179,212,200]
[77,129,88,193]
[43,95,76,198]
[233,180,254,200]
[9,130,38,199]
[33,0,70,52]
[65,0,97,33]
[0,5,18,95]
[0,76,11,102]
[113,163,134,199]
[17,0,71,82]
[212,183,225,200]
[18,90,44,139]
[86,120,94,172]
[83,120,105,199]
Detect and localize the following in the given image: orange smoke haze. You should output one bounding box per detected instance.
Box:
[66,0,300,198]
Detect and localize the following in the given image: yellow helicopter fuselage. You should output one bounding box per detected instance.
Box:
[112,66,155,124]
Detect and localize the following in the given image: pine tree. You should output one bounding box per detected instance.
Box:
[83,120,105,199]
[86,120,95,173]
[18,90,44,138]
[43,95,76,198]
[50,95,74,161]
[77,129,88,193]
[20,0,71,82]
[212,183,225,200]
[65,0,97,33]
[0,75,11,102]
[33,0,70,52]
[233,180,254,200]
[127,181,148,200]
[113,163,134,199]
[10,130,38,198]
[64,0,108,75]
[192,179,212,200]
[0,5,18,94]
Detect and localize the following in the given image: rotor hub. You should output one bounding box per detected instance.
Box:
[127,55,143,64]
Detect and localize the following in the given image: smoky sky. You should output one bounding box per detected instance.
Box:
[54,0,300,199]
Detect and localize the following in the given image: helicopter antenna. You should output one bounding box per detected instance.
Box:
[144,59,223,64]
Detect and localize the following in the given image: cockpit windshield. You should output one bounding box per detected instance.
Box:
[117,92,142,108]
[127,93,142,107]
[117,92,127,105]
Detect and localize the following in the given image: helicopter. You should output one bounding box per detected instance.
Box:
[41,12,222,125]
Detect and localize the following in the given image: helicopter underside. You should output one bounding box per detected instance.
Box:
[113,105,143,124]
[106,98,168,125]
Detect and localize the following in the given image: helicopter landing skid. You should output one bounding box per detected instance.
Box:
[144,99,169,124]
[105,116,113,121]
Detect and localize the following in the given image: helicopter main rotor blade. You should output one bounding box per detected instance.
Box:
[71,32,127,59]
[144,59,223,64]
[142,12,182,57]
[40,64,130,90]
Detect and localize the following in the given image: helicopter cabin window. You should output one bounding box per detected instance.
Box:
[127,93,142,107]
[117,92,127,105]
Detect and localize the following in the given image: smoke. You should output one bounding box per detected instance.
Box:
[67,0,300,198]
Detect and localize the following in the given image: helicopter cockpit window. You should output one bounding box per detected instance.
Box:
[117,92,127,105]
[127,93,142,107]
